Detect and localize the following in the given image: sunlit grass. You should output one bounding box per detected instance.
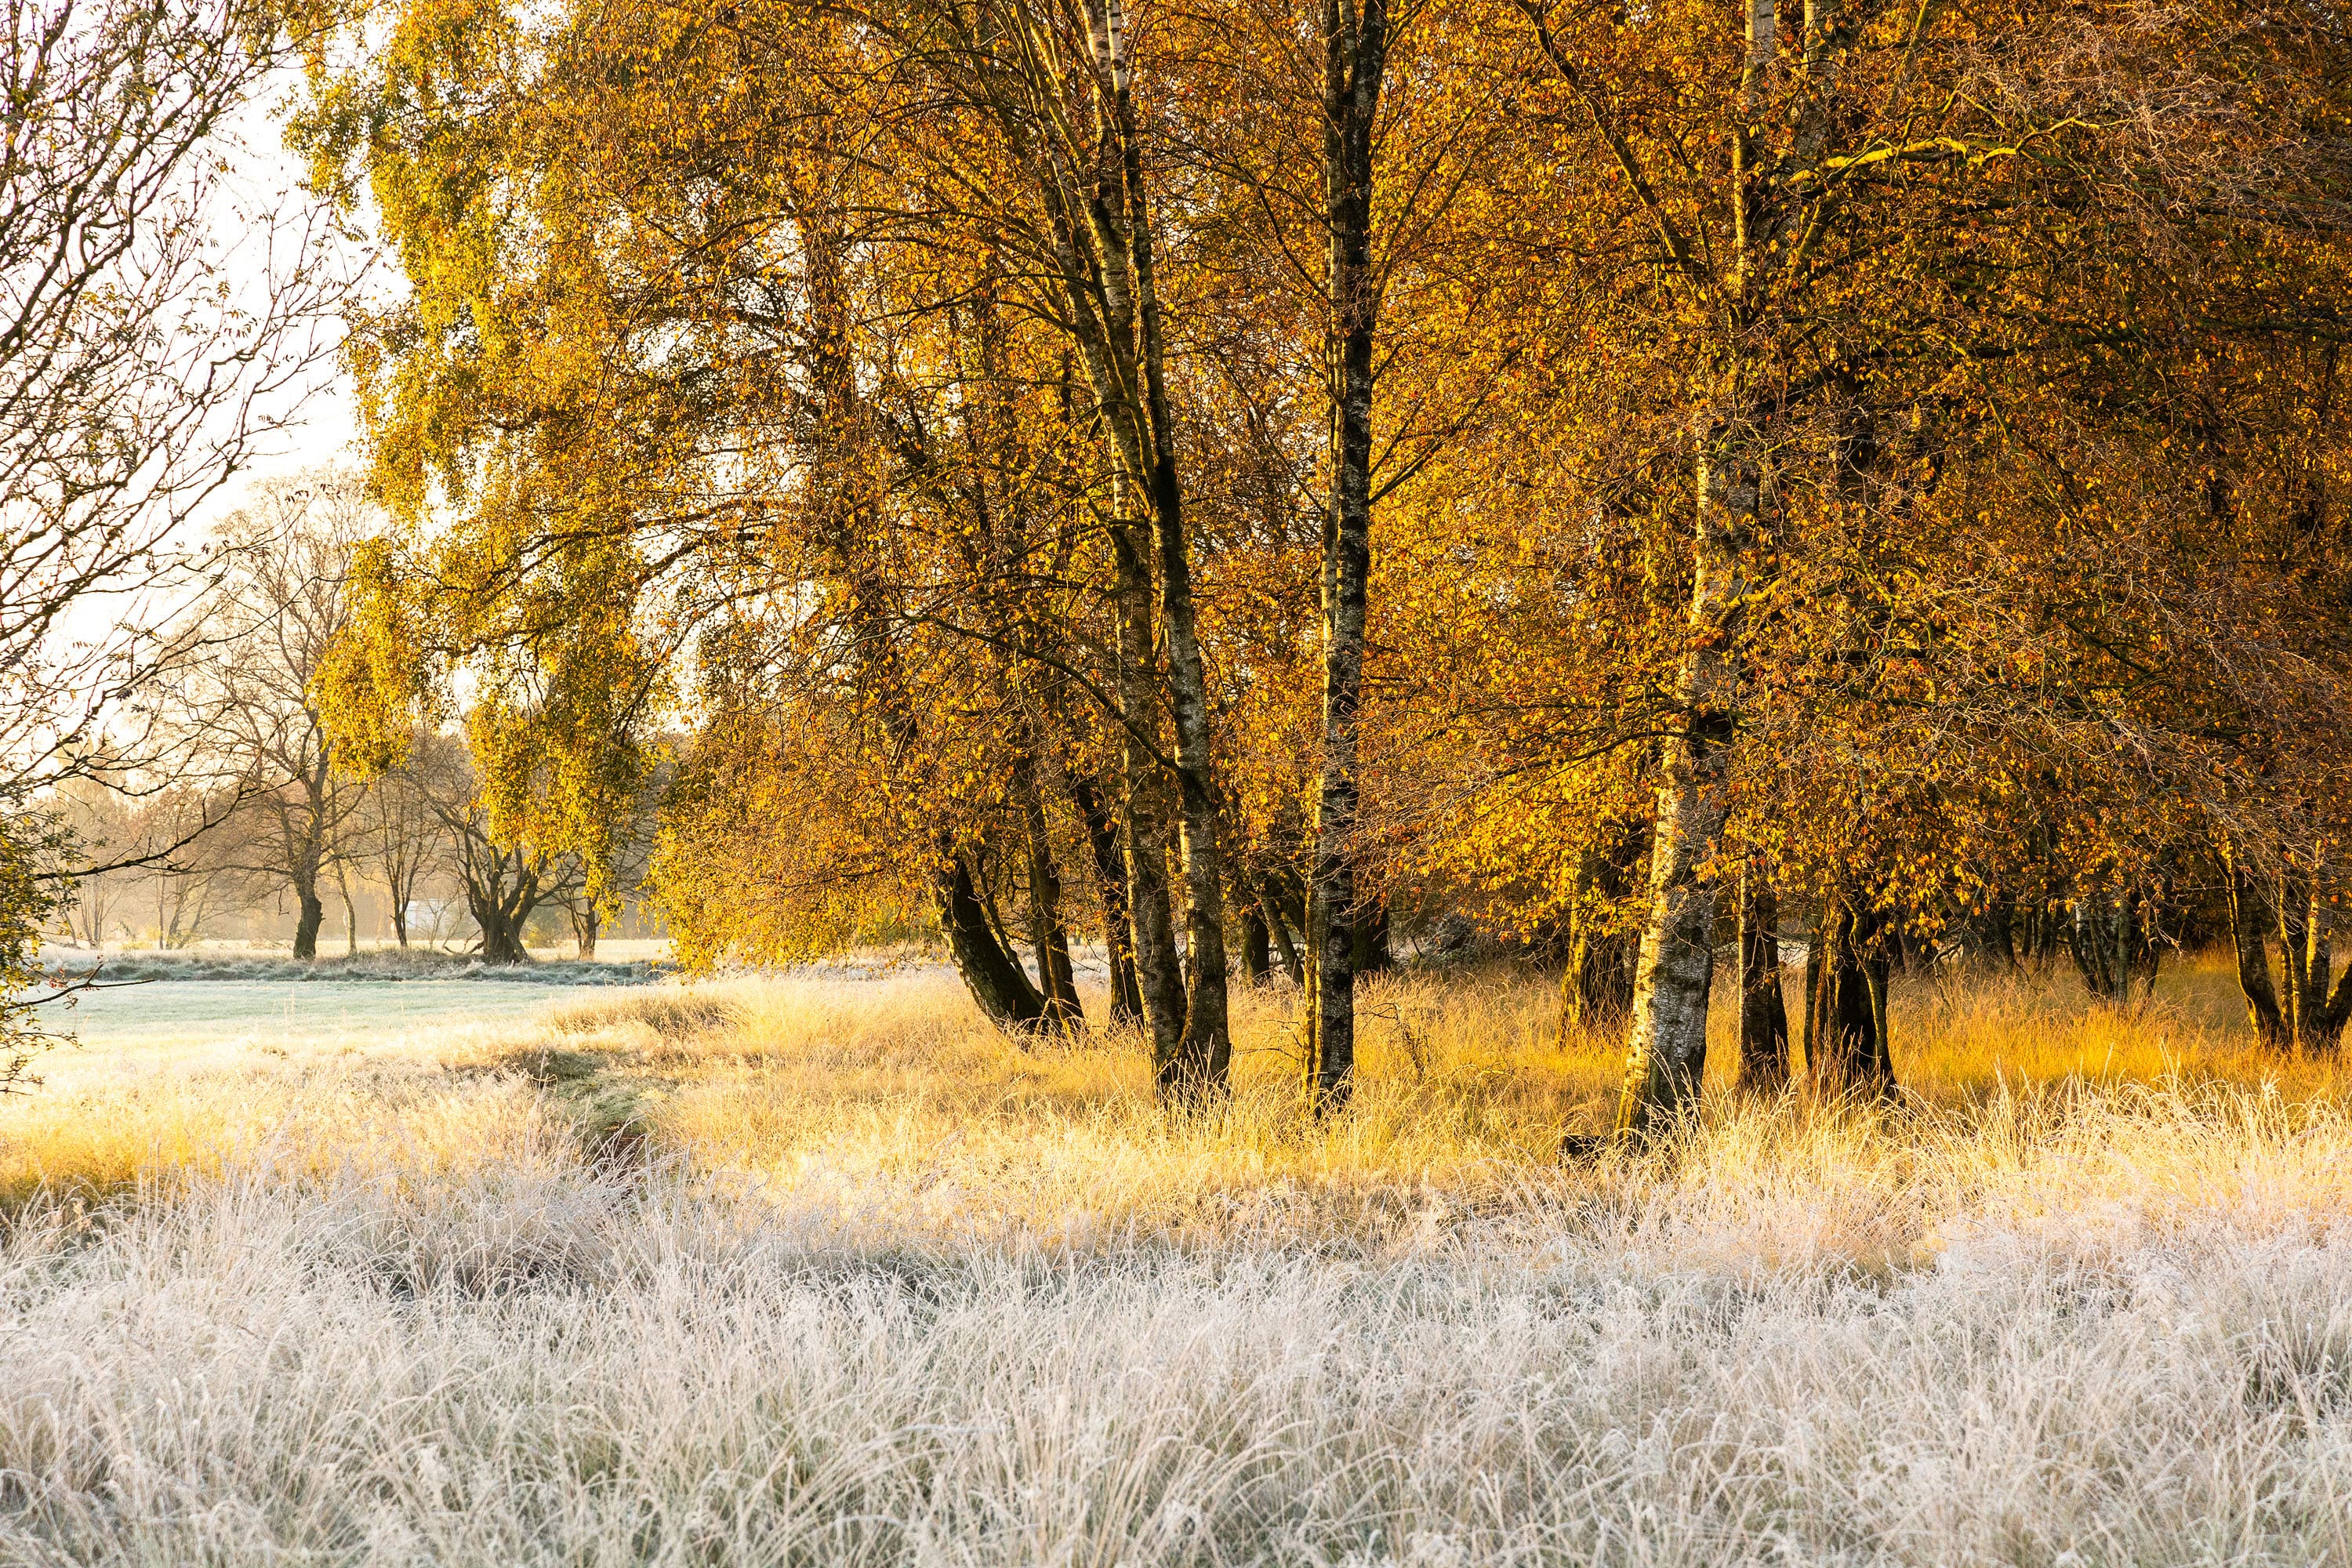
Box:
[5,951,2338,1231]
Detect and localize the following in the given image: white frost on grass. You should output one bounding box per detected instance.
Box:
[46,947,672,986]
[4,967,2351,1564]
[3,1131,2350,1566]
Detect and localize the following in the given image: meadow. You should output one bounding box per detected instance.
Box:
[4,954,2350,1566]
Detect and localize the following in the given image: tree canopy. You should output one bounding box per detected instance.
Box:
[296,0,2352,1122]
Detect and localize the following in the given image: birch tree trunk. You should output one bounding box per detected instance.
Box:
[1610,0,1791,1139]
[1611,412,1753,1138]
[794,196,1051,1033]
[1016,753,1084,1029]
[935,851,1046,1029]
[971,0,1226,1094]
[1127,155,1232,1097]
[1107,509,1189,1066]
[1304,0,1387,1112]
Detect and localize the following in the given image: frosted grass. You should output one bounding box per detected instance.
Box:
[3,964,2349,1565]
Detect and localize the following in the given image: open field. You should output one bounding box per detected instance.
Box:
[5,956,2352,1565]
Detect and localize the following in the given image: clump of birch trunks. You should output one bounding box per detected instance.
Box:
[4,959,2350,1566]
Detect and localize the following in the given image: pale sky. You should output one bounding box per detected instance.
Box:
[205,70,374,523]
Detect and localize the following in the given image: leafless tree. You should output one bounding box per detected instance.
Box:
[352,755,443,948]
[183,474,378,958]
[138,784,260,948]
[408,731,579,964]
[2,0,346,1069]
[45,779,138,947]
[49,776,256,948]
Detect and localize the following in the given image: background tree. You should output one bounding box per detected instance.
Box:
[350,754,441,949]
[187,474,378,959]
[46,779,140,948]
[408,730,580,964]
[136,784,260,949]
[1,0,340,1053]
[52,779,256,949]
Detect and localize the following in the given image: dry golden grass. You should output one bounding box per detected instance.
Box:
[528,953,2345,1248]
[4,952,2339,1240]
[5,953,2352,1564]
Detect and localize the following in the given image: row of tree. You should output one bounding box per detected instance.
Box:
[41,477,652,963]
[299,0,2352,1135]
[47,737,632,962]
[9,0,2352,1128]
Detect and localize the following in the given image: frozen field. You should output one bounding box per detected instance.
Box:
[17,950,675,1094]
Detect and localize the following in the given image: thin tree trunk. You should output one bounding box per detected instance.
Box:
[2311,933,2352,1053]
[2224,847,2287,1047]
[2305,906,2332,1034]
[1977,896,2017,972]
[1126,171,1232,1101]
[1016,755,1083,1030]
[1737,864,1789,1092]
[1352,894,1393,977]
[1240,902,1270,985]
[1304,0,1388,1113]
[2303,884,2352,1051]
[2279,873,2319,1045]
[2066,898,2117,999]
[1071,778,1145,1026]
[1025,4,1228,1097]
[1559,929,1635,1039]
[1608,0,1803,1140]
[1160,674,1230,1096]
[1146,476,1229,1094]
[1254,871,1305,983]
[1801,905,1824,1066]
[1261,869,1317,982]
[1559,829,1642,1041]
[338,864,358,957]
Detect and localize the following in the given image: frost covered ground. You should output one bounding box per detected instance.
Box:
[3,959,2350,1566]
[17,948,673,1095]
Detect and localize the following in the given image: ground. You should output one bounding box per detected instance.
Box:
[2,953,2349,1565]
